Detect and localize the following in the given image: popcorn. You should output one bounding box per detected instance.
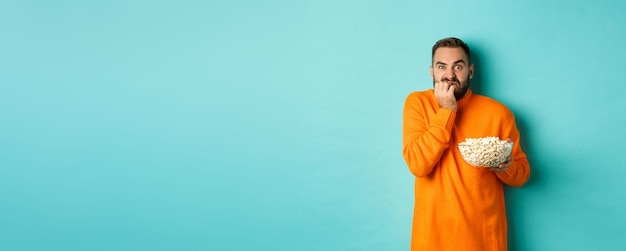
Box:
[457,137,513,168]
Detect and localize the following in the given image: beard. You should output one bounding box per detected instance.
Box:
[433,76,470,100]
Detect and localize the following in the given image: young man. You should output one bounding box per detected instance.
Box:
[402,37,530,250]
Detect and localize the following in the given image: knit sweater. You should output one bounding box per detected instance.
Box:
[402,89,530,251]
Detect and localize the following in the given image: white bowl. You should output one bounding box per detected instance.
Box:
[457,137,513,168]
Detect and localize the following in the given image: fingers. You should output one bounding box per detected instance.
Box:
[435,81,456,94]
[446,82,457,94]
[493,155,513,173]
[503,155,512,163]
[500,155,512,167]
[434,81,458,111]
[491,167,506,173]
[435,81,450,90]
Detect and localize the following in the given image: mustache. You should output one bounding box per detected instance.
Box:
[442,78,459,82]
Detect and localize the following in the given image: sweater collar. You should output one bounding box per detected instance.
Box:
[456,89,473,110]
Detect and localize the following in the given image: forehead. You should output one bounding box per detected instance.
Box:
[433,47,469,64]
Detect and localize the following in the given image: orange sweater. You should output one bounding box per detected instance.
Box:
[402,89,530,251]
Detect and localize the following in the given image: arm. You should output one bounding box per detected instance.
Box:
[402,92,456,177]
[495,117,530,187]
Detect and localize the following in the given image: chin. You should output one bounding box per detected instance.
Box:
[455,89,469,100]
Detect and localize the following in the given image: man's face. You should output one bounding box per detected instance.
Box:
[430,47,474,100]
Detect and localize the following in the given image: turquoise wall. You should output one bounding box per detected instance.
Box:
[2,0,625,250]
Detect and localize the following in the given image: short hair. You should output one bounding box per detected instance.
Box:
[432,37,471,64]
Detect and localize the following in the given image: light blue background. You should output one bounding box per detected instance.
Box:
[2,0,625,250]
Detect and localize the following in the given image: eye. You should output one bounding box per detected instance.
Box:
[437,65,446,70]
[454,65,463,70]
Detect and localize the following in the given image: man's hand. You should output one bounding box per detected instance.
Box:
[491,154,513,173]
[434,81,457,112]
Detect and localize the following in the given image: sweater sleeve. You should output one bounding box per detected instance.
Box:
[402,92,456,177]
[495,114,530,187]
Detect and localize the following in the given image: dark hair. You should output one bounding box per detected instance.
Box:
[432,37,471,64]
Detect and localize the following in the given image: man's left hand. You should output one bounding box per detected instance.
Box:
[491,155,512,173]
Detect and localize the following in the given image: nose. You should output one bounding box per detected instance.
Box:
[444,67,456,79]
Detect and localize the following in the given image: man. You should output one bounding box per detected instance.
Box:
[402,37,530,250]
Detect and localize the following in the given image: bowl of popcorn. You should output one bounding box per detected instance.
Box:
[457,137,513,168]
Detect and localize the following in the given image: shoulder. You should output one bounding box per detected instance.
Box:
[470,94,515,117]
[405,89,434,102]
[404,89,436,108]
[403,89,437,113]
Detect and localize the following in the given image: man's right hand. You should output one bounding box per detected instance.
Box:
[434,81,457,112]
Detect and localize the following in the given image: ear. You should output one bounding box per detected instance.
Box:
[469,64,474,79]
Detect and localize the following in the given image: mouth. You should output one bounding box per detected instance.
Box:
[446,81,460,86]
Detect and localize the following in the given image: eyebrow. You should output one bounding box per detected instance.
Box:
[435,60,467,65]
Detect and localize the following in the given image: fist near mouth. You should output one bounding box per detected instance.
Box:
[434,81,457,112]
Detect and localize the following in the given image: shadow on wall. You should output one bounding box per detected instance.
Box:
[470,44,539,251]
[505,112,536,251]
